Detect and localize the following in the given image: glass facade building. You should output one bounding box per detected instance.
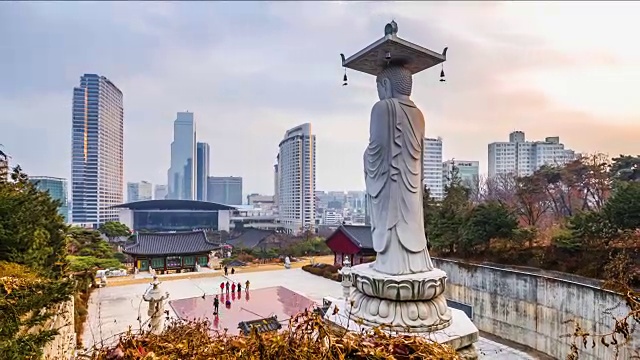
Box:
[196,142,210,201]
[133,210,219,232]
[207,176,243,205]
[30,176,69,223]
[71,74,124,225]
[442,160,480,191]
[167,112,196,200]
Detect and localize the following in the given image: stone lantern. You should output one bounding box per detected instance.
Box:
[142,275,170,334]
[340,255,352,301]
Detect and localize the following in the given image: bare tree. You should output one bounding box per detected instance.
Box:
[514,175,550,226]
[483,172,518,205]
[574,153,611,211]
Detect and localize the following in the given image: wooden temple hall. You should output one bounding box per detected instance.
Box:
[124,230,219,273]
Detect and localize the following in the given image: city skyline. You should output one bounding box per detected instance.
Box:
[3,2,640,196]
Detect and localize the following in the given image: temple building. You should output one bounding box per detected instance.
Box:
[324,225,376,267]
[124,230,219,273]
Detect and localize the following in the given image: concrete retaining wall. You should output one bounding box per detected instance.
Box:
[433,258,639,360]
[42,297,76,360]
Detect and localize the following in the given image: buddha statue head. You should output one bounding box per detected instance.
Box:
[376,64,413,100]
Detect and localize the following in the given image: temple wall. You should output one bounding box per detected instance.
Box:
[432,258,639,360]
[42,297,76,360]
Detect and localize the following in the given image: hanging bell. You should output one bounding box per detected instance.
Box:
[439,67,446,83]
[340,53,348,86]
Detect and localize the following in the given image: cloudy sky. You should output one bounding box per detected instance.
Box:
[2,2,640,196]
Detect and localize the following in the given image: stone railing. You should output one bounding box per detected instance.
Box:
[433,258,639,360]
[42,297,76,360]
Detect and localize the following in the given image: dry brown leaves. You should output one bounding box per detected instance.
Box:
[91,312,460,360]
[0,261,41,296]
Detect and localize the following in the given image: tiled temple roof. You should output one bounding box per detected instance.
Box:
[124,230,218,256]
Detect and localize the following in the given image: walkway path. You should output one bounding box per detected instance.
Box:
[105,255,335,287]
[83,268,538,359]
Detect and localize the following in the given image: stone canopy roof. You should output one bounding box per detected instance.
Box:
[124,230,219,256]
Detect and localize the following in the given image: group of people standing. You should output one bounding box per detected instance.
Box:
[219,280,250,294]
[213,271,251,315]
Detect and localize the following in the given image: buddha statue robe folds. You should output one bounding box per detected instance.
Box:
[364,64,434,275]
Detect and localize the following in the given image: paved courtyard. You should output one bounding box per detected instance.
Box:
[83,268,537,359]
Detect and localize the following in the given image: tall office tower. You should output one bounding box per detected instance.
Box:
[30,176,69,223]
[195,142,210,201]
[167,112,196,200]
[488,131,576,177]
[276,123,316,234]
[423,137,444,200]
[442,160,480,189]
[0,149,8,183]
[71,74,124,226]
[127,181,153,202]
[207,176,243,205]
[154,184,168,200]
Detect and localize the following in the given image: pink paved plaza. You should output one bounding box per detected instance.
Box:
[168,286,317,334]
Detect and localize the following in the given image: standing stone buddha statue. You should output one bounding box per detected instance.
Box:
[342,20,448,276]
[365,64,434,275]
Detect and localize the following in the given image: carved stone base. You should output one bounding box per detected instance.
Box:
[347,263,452,331]
[324,296,479,351]
[349,290,452,331]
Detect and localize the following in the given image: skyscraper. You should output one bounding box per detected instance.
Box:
[167,112,196,200]
[423,137,444,200]
[127,181,153,202]
[154,184,168,200]
[71,74,124,225]
[207,176,243,205]
[276,123,316,234]
[196,142,210,201]
[488,131,576,177]
[30,176,69,223]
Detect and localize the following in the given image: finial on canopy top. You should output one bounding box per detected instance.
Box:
[384,21,399,36]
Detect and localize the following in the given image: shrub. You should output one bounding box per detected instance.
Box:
[551,228,581,251]
[67,255,123,272]
[512,227,538,247]
[0,262,74,358]
[90,312,458,359]
[302,264,340,283]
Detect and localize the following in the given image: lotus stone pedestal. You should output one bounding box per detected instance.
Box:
[324,263,479,358]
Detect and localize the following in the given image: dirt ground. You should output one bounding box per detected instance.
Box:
[107,255,334,287]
